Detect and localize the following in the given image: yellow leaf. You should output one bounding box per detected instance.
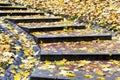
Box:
[44,60,51,65]
[14,46,21,52]
[88,48,96,53]
[24,50,29,57]
[10,70,16,74]
[14,74,21,80]
[115,77,120,80]
[30,59,37,63]
[84,74,94,78]
[86,23,91,28]
[19,70,24,75]
[100,64,110,68]
[62,58,67,63]
[59,66,69,70]
[110,60,120,66]
[79,47,87,51]
[95,68,105,76]
[66,73,76,77]
[24,71,30,77]
[40,40,43,44]
[111,14,116,20]
[19,64,25,69]
[97,77,105,80]
[109,53,112,56]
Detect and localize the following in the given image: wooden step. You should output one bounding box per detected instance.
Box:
[5,17,63,23]
[30,65,120,80]
[33,33,112,43]
[20,25,86,32]
[0,3,12,6]
[0,6,27,10]
[0,12,44,16]
[40,51,120,61]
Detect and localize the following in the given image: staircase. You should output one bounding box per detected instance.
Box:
[0,1,120,80]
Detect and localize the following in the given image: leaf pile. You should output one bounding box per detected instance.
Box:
[12,0,120,30]
[2,23,40,80]
[0,32,15,77]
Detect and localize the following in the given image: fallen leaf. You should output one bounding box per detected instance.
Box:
[14,74,21,80]
[66,73,76,77]
[97,77,105,80]
[115,77,120,80]
[84,73,94,78]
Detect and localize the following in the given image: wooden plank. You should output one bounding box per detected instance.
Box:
[5,17,63,23]
[20,25,86,32]
[0,12,44,16]
[0,3,12,6]
[34,33,112,43]
[0,6,27,10]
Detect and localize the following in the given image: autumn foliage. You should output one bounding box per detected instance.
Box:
[12,0,120,28]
